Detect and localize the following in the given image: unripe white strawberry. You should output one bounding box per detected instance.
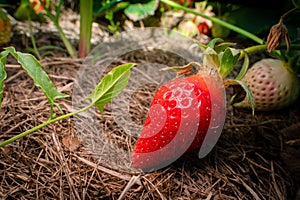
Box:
[234,58,300,111]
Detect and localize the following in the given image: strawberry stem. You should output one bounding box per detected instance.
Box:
[239,44,300,60]
[239,45,267,60]
[280,7,300,22]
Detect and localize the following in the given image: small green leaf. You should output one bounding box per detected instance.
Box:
[203,46,217,55]
[14,2,45,22]
[202,47,219,69]
[86,63,136,113]
[197,42,207,51]
[124,0,159,21]
[207,38,224,49]
[5,47,68,111]
[226,79,255,115]
[0,51,8,106]
[214,42,236,54]
[235,51,249,80]
[218,47,240,78]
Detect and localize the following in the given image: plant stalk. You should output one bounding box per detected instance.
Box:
[29,18,42,60]
[79,0,93,58]
[239,44,300,60]
[0,103,94,147]
[43,3,78,58]
[160,0,264,44]
[239,44,267,60]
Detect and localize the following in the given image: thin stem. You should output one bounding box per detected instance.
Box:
[239,44,267,60]
[55,0,63,23]
[0,103,94,147]
[28,16,42,60]
[160,0,264,44]
[281,7,300,21]
[238,43,300,60]
[43,4,78,58]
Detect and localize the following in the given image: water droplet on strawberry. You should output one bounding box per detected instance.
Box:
[179,97,193,109]
[163,91,172,100]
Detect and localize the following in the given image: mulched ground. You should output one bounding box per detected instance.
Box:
[1,8,300,200]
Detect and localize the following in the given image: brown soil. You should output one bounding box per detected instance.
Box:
[1,11,300,200]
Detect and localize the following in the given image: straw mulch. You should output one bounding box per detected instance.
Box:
[0,45,300,200]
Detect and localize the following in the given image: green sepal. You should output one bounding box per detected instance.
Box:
[226,79,255,115]
[235,51,249,80]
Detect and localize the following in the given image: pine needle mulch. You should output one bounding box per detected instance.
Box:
[1,51,300,200]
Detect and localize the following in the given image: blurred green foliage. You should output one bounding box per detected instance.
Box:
[208,0,299,39]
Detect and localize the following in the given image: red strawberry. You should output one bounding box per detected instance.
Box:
[178,0,194,6]
[198,22,211,36]
[30,0,49,13]
[131,66,226,172]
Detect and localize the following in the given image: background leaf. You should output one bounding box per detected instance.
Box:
[226,6,278,36]
[5,47,68,110]
[86,63,136,113]
[124,0,159,21]
[0,51,8,106]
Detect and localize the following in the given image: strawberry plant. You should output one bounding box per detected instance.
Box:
[130,10,300,170]
[0,47,68,115]
[232,5,300,111]
[1,0,299,174]
[0,48,135,147]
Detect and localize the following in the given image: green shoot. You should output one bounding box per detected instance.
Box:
[79,0,93,58]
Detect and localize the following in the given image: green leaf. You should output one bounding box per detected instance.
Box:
[14,2,45,22]
[214,42,236,54]
[197,42,207,51]
[292,0,300,7]
[5,47,68,111]
[207,38,224,49]
[202,47,219,69]
[226,79,255,115]
[235,51,249,80]
[124,0,159,21]
[86,63,136,113]
[218,47,240,78]
[0,51,8,106]
[226,6,278,36]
